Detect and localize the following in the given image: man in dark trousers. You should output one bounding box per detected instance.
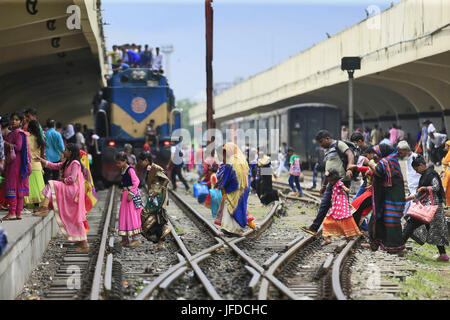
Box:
[302,130,355,235]
[169,136,190,192]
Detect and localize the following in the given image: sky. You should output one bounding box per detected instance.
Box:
[102,0,402,102]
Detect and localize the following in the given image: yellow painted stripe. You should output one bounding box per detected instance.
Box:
[111,102,168,138]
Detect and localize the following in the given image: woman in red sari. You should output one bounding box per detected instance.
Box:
[33,143,89,253]
[3,112,31,221]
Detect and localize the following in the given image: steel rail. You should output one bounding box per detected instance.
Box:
[90,185,116,300]
[137,189,282,300]
[331,234,362,300]
[135,239,224,300]
[166,220,222,300]
[258,230,321,300]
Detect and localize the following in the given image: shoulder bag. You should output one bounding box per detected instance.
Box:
[406,188,438,224]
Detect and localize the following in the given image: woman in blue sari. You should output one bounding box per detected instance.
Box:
[214,143,258,235]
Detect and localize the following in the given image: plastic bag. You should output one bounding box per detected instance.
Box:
[193,182,202,198]
[209,189,222,219]
[197,183,209,204]
[193,182,207,198]
[0,226,8,256]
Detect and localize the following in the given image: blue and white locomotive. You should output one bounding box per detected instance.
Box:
[94,69,181,183]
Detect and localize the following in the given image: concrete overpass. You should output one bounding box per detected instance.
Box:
[0,0,108,126]
[190,0,450,140]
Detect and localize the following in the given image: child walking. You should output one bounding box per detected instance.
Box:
[288,148,303,197]
[322,169,361,246]
[115,152,143,248]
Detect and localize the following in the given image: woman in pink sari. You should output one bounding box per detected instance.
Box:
[3,112,31,221]
[115,152,142,248]
[33,143,89,253]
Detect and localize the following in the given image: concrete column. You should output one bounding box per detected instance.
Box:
[443,115,450,134]
[398,118,420,146]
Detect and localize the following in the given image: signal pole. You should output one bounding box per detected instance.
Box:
[205,0,215,133]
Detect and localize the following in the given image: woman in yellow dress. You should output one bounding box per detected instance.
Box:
[440,140,450,206]
[24,120,45,210]
[214,142,259,235]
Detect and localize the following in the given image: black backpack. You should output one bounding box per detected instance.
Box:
[333,140,361,179]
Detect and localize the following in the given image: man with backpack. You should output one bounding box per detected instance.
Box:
[301,130,355,235]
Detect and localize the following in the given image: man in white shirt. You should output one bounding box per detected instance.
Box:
[427,131,447,165]
[397,140,421,196]
[169,136,189,192]
[152,47,163,73]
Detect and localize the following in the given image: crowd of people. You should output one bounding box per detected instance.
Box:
[0,108,98,253]
[298,127,449,262]
[107,44,164,74]
[343,121,448,167]
[1,109,448,263]
[176,123,449,262]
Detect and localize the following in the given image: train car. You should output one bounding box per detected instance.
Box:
[220,103,340,169]
[94,69,181,183]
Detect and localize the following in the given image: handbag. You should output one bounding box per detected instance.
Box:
[406,188,438,224]
[6,144,16,164]
[129,191,143,209]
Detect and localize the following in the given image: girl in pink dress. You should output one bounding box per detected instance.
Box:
[33,143,89,253]
[115,152,142,248]
[322,169,361,246]
[3,112,31,221]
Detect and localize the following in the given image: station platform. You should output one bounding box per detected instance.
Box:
[0,210,58,300]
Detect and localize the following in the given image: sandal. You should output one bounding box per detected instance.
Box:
[2,214,17,221]
[156,243,166,251]
[16,215,22,220]
[75,246,89,253]
[321,238,332,246]
[33,209,49,217]
[300,226,317,236]
[127,240,141,248]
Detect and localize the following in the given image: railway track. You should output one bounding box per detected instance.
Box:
[270,179,363,300]
[40,182,362,300]
[136,189,284,300]
[42,186,118,300]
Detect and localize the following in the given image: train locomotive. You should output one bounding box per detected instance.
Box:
[94,69,181,183]
[220,103,341,169]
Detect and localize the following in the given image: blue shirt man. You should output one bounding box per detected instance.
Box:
[127,49,141,66]
[45,126,65,163]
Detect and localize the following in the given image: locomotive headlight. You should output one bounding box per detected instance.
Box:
[131,70,146,81]
[147,80,159,87]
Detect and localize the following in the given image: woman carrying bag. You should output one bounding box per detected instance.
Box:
[403,155,449,262]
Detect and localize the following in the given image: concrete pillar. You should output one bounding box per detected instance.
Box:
[443,115,450,135]
[398,118,420,146]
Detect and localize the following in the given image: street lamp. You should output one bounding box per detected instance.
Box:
[341,57,361,134]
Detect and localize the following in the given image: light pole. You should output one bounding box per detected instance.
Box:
[341,57,361,134]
